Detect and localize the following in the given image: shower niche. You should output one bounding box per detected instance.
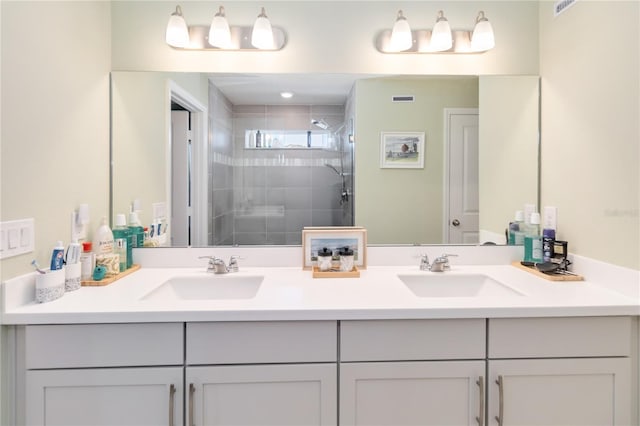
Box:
[245,130,335,150]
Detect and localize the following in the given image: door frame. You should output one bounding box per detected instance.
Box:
[167,80,208,247]
[442,108,479,244]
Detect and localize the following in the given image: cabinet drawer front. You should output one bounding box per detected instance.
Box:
[489,316,632,358]
[25,323,184,369]
[187,321,337,364]
[340,319,486,361]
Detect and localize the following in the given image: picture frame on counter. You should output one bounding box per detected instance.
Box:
[302,227,367,270]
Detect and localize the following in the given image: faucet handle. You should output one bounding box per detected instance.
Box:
[228,255,242,273]
[436,253,458,269]
[198,255,219,272]
[419,253,430,271]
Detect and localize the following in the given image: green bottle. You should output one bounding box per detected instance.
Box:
[112,214,132,270]
[128,211,145,250]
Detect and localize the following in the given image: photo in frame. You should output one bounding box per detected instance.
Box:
[302,227,367,270]
[380,132,425,169]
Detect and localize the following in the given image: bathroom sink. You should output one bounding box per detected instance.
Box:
[141,275,263,301]
[397,273,524,298]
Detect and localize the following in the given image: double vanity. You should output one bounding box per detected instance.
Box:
[3,246,638,425]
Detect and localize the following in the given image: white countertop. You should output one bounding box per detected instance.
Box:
[3,259,638,324]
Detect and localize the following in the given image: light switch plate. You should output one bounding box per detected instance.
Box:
[543,206,558,230]
[0,218,35,259]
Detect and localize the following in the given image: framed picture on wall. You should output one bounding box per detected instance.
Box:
[302,227,367,270]
[380,132,425,169]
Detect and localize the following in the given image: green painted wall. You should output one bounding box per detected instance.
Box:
[354,77,478,244]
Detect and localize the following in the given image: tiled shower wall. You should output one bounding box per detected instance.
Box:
[208,82,235,245]
[233,104,351,245]
[208,81,354,245]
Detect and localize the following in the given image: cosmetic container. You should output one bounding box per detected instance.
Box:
[113,213,132,269]
[316,247,333,272]
[50,241,65,271]
[339,247,354,272]
[80,242,95,281]
[93,217,114,255]
[523,212,543,263]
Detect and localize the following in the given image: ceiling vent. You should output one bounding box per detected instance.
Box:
[392,95,415,102]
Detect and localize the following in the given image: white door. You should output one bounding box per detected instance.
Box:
[187,364,337,426]
[171,110,191,246]
[446,110,479,244]
[488,358,631,425]
[340,361,485,426]
[26,367,183,426]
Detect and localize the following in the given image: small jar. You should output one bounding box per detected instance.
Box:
[339,247,354,272]
[316,247,333,271]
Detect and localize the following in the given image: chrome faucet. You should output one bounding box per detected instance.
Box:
[199,256,240,274]
[419,253,458,272]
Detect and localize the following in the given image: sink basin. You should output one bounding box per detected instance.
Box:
[397,273,524,298]
[141,275,263,301]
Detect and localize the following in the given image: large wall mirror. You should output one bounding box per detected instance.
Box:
[111,72,539,247]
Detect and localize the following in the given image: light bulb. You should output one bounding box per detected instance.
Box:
[166,5,189,48]
[430,10,452,52]
[471,11,495,51]
[208,6,232,48]
[389,10,412,52]
[251,7,274,49]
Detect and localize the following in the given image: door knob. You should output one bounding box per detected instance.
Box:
[452,219,461,226]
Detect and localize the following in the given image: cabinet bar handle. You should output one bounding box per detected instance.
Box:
[168,384,176,426]
[189,383,196,426]
[495,375,504,426]
[476,376,485,426]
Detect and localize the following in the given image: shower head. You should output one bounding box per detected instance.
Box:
[311,118,329,130]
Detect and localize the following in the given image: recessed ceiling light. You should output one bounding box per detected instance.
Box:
[280,91,293,99]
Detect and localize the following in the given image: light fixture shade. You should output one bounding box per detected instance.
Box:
[251,7,274,49]
[471,11,495,51]
[430,10,452,52]
[166,5,190,48]
[208,6,232,48]
[389,10,412,52]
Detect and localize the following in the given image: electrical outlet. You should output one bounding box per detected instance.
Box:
[0,218,35,259]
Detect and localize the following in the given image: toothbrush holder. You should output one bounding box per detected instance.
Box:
[64,262,81,292]
[35,268,65,303]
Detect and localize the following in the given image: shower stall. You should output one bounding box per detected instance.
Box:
[208,88,354,246]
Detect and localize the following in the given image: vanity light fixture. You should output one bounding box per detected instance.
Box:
[375,9,495,54]
[165,4,286,51]
[470,11,495,52]
[251,7,275,50]
[389,10,413,52]
[430,10,452,52]
[165,5,190,48]
[208,6,232,49]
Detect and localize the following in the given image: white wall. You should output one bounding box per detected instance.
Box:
[111,1,539,75]
[0,1,111,422]
[479,75,540,238]
[539,0,639,269]
[1,1,112,279]
[111,72,209,227]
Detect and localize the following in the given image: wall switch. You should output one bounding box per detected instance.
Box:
[0,218,35,259]
[543,206,558,230]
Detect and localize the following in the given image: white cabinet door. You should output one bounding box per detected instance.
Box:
[187,364,337,426]
[26,367,183,426]
[488,358,631,426]
[340,361,486,426]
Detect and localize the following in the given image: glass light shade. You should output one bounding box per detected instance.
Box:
[208,7,232,48]
[389,10,412,52]
[166,6,190,48]
[471,12,495,51]
[251,8,274,49]
[430,11,452,52]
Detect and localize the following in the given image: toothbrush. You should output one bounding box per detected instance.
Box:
[31,260,46,274]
